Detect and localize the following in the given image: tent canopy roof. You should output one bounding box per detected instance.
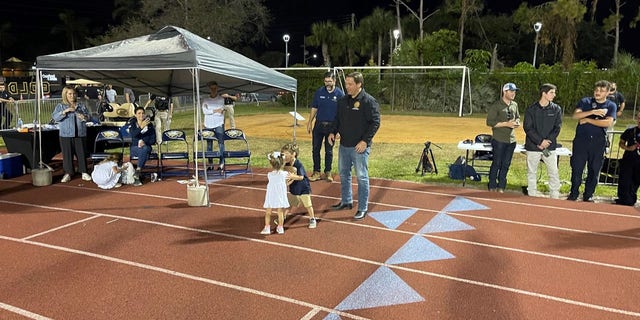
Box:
[66,79,102,85]
[36,26,296,96]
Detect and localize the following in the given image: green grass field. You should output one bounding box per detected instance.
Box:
[4,102,632,200]
[188,103,633,199]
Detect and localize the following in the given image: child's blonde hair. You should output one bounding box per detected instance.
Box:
[281,142,299,157]
[267,151,285,170]
[101,153,121,164]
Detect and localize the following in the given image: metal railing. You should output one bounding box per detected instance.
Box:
[1,96,195,130]
[2,98,61,129]
[599,130,624,186]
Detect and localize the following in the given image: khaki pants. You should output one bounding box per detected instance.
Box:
[526,150,560,198]
[287,193,312,208]
[154,111,170,145]
[223,104,235,129]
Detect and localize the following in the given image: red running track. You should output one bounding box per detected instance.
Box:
[0,169,639,319]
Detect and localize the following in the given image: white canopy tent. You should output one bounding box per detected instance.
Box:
[35,25,298,205]
[65,79,103,86]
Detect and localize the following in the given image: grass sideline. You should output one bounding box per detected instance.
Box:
[219,104,632,200]
[3,103,632,200]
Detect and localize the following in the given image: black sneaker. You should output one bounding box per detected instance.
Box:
[566,195,578,201]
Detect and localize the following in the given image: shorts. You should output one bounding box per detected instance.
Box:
[287,193,312,208]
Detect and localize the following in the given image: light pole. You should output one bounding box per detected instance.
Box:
[532,22,542,68]
[304,53,317,65]
[283,34,290,68]
[392,29,400,50]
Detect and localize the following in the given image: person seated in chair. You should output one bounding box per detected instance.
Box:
[202,81,226,171]
[128,106,157,185]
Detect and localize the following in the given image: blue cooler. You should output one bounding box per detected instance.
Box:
[0,153,24,179]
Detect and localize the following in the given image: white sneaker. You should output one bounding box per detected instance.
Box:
[81,173,92,181]
[150,173,158,182]
[276,226,285,234]
[308,218,317,229]
[61,174,71,183]
[114,183,122,188]
[260,226,271,234]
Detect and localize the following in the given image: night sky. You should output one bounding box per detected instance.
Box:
[2,0,638,64]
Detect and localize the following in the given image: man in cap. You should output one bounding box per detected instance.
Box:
[485,82,521,193]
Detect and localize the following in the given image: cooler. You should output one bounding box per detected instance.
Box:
[0,153,24,179]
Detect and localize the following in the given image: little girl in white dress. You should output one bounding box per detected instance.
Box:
[261,151,290,235]
[91,154,136,189]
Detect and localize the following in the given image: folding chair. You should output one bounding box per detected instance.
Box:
[90,129,125,166]
[471,133,493,176]
[193,128,222,176]
[159,129,190,178]
[222,128,251,177]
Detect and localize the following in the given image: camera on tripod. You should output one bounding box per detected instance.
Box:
[416,139,441,176]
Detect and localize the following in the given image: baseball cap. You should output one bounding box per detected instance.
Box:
[502,83,519,91]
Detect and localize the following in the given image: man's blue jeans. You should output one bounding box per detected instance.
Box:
[131,144,152,169]
[206,125,225,166]
[338,145,370,212]
[488,139,516,190]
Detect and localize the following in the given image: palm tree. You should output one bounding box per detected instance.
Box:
[306,21,340,67]
[359,8,394,67]
[548,0,586,68]
[446,0,484,63]
[603,0,623,65]
[331,25,358,66]
[51,10,90,51]
[112,0,142,23]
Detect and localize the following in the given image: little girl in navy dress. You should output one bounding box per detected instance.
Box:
[261,151,290,234]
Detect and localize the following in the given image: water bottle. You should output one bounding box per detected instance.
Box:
[16,118,23,129]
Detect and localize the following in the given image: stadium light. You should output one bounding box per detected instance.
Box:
[304,53,317,65]
[283,34,290,68]
[393,29,400,50]
[532,22,542,68]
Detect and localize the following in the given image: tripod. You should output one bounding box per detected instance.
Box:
[415,141,441,175]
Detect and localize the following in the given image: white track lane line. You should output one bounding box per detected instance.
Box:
[0,302,53,320]
[1,200,639,317]
[0,235,369,320]
[5,180,640,269]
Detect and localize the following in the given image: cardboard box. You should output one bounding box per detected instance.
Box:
[0,153,24,179]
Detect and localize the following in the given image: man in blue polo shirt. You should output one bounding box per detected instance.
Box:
[568,80,617,202]
[307,71,344,182]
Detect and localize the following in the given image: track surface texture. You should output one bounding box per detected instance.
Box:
[1,167,639,320]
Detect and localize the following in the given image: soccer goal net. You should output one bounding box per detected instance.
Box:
[278,66,473,117]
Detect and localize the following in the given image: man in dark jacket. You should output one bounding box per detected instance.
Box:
[523,83,563,199]
[328,72,381,220]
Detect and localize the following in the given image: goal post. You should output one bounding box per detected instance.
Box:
[332,65,473,117]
